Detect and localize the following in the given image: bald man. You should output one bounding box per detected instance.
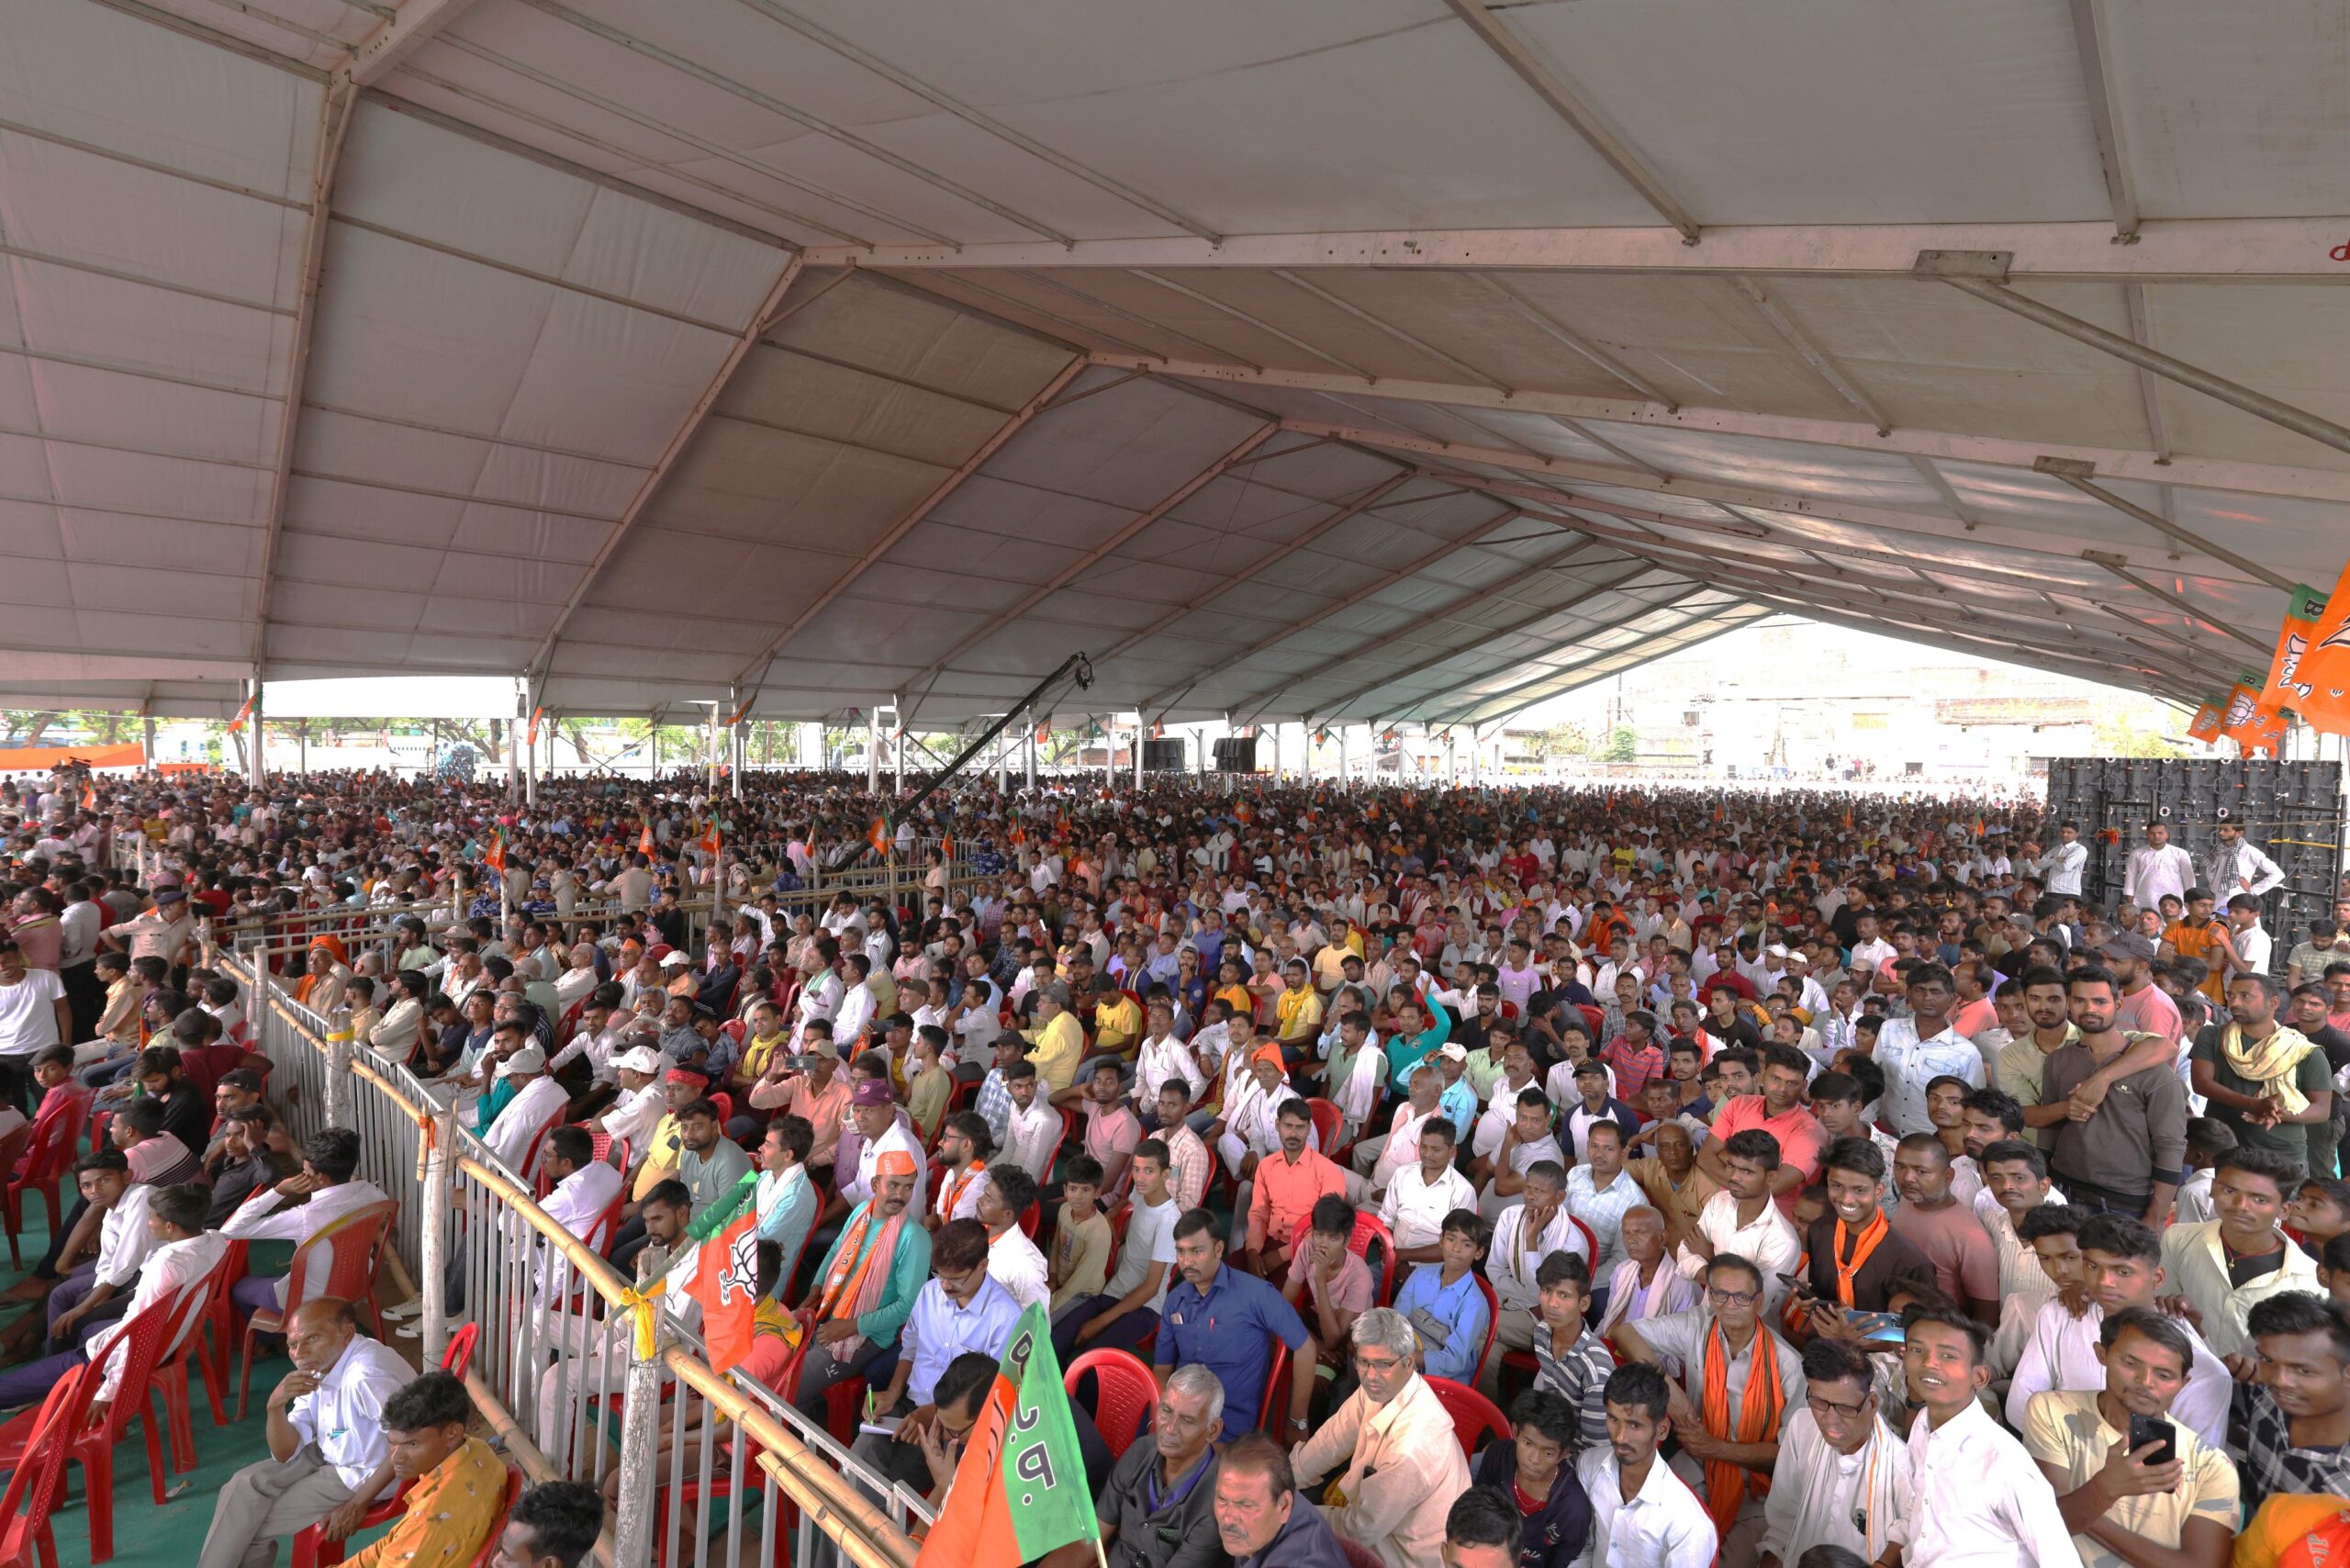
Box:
[199,1297,414,1568]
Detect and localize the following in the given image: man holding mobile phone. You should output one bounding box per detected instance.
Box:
[2017,1306,2238,1568]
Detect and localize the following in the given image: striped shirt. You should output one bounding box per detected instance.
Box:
[1534,1322,1615,1451]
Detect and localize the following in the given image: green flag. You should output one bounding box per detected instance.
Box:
[913,1303,1100,1567]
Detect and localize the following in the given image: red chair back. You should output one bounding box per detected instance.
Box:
[1258,1338,1293,1433]
[1017,1201,1040,1239]
[0,1362,97,1562]
[466,1470,524,1568]
[284,1201,399,1317]
[709,1091,735,1127]
[443,1324,480,1381]
[86,1292,179,1446]
[19,1096,84,1185]
[1063,1348,1156,1461]
[1425,1375,1512,1460]
[1304,1097,1340,1155]
[1472,1274,1502,1374]
[1352,1214,1398,1305]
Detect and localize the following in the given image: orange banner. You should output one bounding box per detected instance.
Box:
[0,743,145,771]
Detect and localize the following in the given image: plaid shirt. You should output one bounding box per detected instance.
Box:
[1600,1036,1665,1103]
[2232,1379,2350,1511]
[1159,1122,1212,1213]
[976,1068,1013,1148]
[1533,1322,1614,1451]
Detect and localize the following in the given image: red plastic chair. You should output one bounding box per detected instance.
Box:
[1064,1348,1157,1461]
[5,1095,86,1267]
[1425,1375,1512,1460]
[1352,1214,1399,1305]
[235,1201,399,1418]
[1259,1337,1293,1433]
[444,1322,480,1381]
[1017,1201,1040,1239]
[0,1293,177,1563]
[0,1361,98,1568]
[1304,1097,1341,1158]
[1472,1273,1502,1376]
[154,1249,237,1472]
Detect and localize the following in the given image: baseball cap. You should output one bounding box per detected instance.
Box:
[851,1079,894,1107]
[497,1044,547,1076]
[613,1047,664,1076]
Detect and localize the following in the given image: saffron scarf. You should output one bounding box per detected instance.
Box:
[811,1200,906,1364]
[1831,1210,1890,1307]
[1698,1319,1785,1542]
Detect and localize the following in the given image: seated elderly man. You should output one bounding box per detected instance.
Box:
[198,1298,416,1568]
[1289,1305,1471,1568]
[1211,1432,1353,1568]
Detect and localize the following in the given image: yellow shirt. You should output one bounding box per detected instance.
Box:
[345,1438,507,1568]
[1275,985,1323,1044]
[2019,1391,2238,1568]
[1092,995,1142,1054]
[1023,1011,1085,1093]
[632,1112,683,1201]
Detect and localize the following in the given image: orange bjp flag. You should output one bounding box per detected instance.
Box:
[2294,561,2350,736]
[2187,702,2225,744]
[637,821,655,857]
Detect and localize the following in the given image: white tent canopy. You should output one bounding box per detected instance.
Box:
[3,0,2341,725]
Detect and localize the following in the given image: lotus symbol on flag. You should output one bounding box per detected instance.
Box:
[719,1225,761,1305]
[2322,623,2350,655]
[2222,691,2256,728]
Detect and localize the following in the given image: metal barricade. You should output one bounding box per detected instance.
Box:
[220,949,925,1568]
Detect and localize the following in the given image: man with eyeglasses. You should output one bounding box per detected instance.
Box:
[1755,1338,1911,1568]
[1289,1305,1470,1568]
[1614,1253,1807,1567]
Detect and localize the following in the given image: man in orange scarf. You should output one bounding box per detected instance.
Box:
[1614,1252,1805,1564]
[789,1150,927,1424]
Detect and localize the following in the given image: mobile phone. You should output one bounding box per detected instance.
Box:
[2125,1413,2177,1465]
[1778,1271,1816,1301]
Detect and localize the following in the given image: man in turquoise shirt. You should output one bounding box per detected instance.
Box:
[1384,997,1450,1088]
[791,1155,928,1422]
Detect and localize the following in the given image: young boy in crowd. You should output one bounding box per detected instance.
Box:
[1047,1154,1111,1317]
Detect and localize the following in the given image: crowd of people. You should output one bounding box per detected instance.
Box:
[1,759,2349,1568]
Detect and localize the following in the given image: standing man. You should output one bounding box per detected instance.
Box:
[2159,1146,2323,1357]
[2042,968,2188,1226]
[2206,821,2286,904]
[2036,824,2087,900]
[1866,966,1984,1138]
[2123,823,2197,915]
[2189,973,2332,1174]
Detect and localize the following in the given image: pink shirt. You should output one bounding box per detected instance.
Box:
[1708,1095,1827,1217]
[2116,981,2183,1047]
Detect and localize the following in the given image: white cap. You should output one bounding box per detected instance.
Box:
[613,1046,665,1076]
[498,1044,547,1076]
[660,951,692,969]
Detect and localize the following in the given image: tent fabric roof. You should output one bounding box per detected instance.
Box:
[4,0,2341,724]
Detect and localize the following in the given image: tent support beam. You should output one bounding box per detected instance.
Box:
[1262,543,1636,721]
[1728,277,1891,433]
[249,77,358,666]
[1438,0,1701,242]
[529,254,806,677]
[1426,593,1725,725]
[1091,473,1416,667]
[2123,285,2173,462]
[2083,553,2273,654]
[1088,356,2350,509]
[1135,503,1534,717]
[1925,260,2350,460]
[899,424,1281,725]
[729,357,1086,691]
[2066,0,2141,241]
[2033,457,2296,592]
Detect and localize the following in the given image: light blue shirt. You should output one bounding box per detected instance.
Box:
[901,1274,1023,1407]
[1392,1264,1487,1383]
[1437,1078,1478,1140]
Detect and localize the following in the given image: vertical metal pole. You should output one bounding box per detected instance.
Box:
[613,1313,667,1568]
[894,722,905,795]
[247,678,264,787]
[867,711,880,791]
[730,687,744,798]
[1024,713,1037,791]
[297,721,308,777]
[420,1103,455,1365]
[706,702,721,796]
[141,713,155,771]
[1337,725,1348,782]
[509,690,524,804]
[1135,721,1145,790]
[1104,717,1114,789]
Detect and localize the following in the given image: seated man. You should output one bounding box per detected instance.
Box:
[204,1103,301,1226]
[1091,1365,1226,1568]
[1675,1129,1802,1319]
[1887,1134,2001,1324]
[1614,1253,1806,1565]
[2019,1307,2238,1568]
[341,1371,509,1568]
[1478,1159,1583,1397]
[1290,1307,1471,1568]
[0,1182,219,1413]
[1524,1253,1612,1451]
[1800,1137,1932,1332]
[1887,1305,2077,1568]
[1576,1363,1718,1568]
[1,1149,150,1356]
[791,1155,928,1425]
[1468,1393,1591,1568]
[490,1481,604,1568]
[1154,1210,1316,1444]
[848,1219,1020,1495]
[1209,1432,1352,1568]
[1755,1337,1911,1568]
[218,1126,393,1316]
[198,1298,416,1568]
[1390,1209,1492,1386]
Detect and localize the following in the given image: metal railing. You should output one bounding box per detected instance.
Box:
[218,949,928,1568]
